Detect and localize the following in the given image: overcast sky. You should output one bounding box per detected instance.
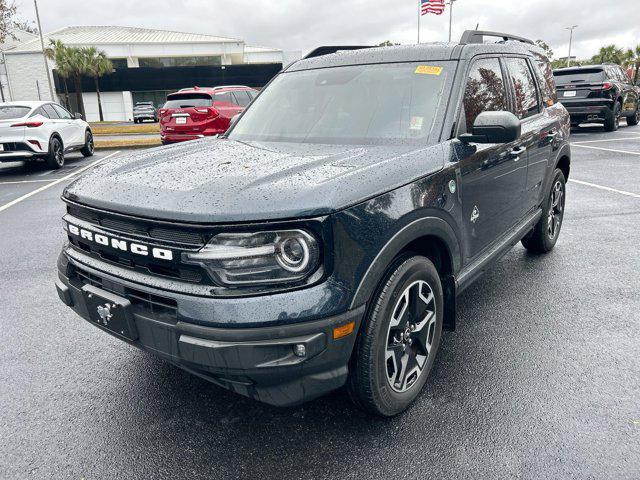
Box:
[14,0,640,60]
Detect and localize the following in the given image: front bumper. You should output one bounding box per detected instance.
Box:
[56,253,364,407]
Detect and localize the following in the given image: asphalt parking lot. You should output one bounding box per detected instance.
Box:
[1,125,639,479]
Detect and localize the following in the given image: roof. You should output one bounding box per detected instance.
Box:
[0,100,54,108]
[287,39,542,72]
[245,45,282,53]
[6,25,242,54]
[0,29,38,51]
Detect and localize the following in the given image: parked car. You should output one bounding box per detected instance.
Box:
[0,101,93,169]
[554,64,640,131]
[133,102,158,123]
[56,31,571,416]
[159,86,258,144]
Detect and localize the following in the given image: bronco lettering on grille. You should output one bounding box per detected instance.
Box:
[67,223,174,261]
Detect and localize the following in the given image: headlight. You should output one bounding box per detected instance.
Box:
[183,229,320,287]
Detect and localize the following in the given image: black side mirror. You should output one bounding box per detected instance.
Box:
[74,112,83,120]
[458,111,521,144]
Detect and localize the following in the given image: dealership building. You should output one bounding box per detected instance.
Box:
[3,25,298,121]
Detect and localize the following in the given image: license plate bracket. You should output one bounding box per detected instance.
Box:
[563,90,577,97]
[175,117,187,124]
[82,284,138,341]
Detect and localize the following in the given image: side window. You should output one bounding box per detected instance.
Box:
[504,58,540,120]
[232,91,251,108]
[532,52,557,106]
[461,58,508,134]
[42,104,59,119]
[52,104,72,119]
[213,91,234,105]
[247,90,258,100]
[30,107,50,118]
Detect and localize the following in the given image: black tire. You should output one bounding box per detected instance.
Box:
[347,255,443,417]
[604,102,621,132]
[80,130,94,157]
[627,106,639,126]
[521,168,566,253]
[133,119,139,124]
[44,137,64,169]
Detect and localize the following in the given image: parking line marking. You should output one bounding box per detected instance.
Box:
[0,179,59,185]
[572,137,640,144]
[570,179,640,199]
[571,144,640,156]
[0,151,120,214]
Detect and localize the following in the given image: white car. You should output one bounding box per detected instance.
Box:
[0,101,93,169]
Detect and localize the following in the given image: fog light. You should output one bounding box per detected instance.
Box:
[293,344,306,357]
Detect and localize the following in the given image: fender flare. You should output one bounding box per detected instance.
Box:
[349,216,462,309]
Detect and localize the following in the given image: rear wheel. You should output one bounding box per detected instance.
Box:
[522,168,566,253]
[80,130,94,157]
[627,106,639,126]
[44,137,64,169]
[348,255,443,416]
[604,102,621,131]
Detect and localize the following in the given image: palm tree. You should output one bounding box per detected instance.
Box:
[44,40,72,110]
[62,47,89,118]
[591,45,626,65]
[626,45,640,84]
[83,47,113,122]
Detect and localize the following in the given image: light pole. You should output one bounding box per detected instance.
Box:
[448,0,457,42]
[565,25,578,68]
[34,0,54,100]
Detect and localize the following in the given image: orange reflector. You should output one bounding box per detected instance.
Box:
[333,321,355,340]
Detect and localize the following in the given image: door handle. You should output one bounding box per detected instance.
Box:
[546,130,558,140]
[509,146,526,160]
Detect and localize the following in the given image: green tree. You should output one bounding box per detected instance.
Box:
[0,0,17,44]
[624,45,640,84]
[83,47,113,122]
[378,40,400,47]
[45,40,72,109]
[535,40,554,60]
[591,45,626,65]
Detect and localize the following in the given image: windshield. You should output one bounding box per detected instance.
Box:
[163,94,212,109]
[554,69,605,84]
[0,106,30,120]
[229,62,451,145]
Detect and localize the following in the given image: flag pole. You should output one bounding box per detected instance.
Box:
[417,0,421,44]
[448,0,456,42]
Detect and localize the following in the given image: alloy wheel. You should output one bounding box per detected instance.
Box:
[385,280,437,393]
[54,142,63,166]
[87,133,94,153]
[547,180,564,239]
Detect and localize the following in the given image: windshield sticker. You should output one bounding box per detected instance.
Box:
[410,116,424,130]
[415,65,443,75]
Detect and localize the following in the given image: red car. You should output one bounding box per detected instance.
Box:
[159,86,258,144]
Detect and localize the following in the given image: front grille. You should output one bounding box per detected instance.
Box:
[67,205,206,247]
[71,265,178,324]
[66,203,210,285]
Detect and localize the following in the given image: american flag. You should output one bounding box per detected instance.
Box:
[421,0,446,15]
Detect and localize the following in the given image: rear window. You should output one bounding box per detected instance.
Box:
[163,94,212,109]
[0,106,30,120]
[553,69,606,84]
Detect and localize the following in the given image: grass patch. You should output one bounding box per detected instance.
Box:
[94,138,162,149]
[91,123,160,135]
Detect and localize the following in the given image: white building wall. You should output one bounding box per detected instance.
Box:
[82,91,133,122]
[4,52,56,101]
[244,50,283,64]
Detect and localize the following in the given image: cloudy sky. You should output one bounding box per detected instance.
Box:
[14,0,640,60]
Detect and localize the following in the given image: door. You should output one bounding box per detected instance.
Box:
[42,104,73,147]
[456,57,528,259]
[614,66,638,115]
[504,56,559,211]
[213,91,244,120]
[52,103,84,146]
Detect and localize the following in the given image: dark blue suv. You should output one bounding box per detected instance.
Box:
[56,31,571,416]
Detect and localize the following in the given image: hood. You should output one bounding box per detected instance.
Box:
[64,138,445,223]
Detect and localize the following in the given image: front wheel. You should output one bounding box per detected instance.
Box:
[44,137,64,169]
[522,168,566,253]
[80,130,94,157]
[348,255,443,416]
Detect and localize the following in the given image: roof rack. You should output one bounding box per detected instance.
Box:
[459,30,534,46]
[303,46,373,60]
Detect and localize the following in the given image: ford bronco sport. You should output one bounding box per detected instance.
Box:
[56,31,571,416]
